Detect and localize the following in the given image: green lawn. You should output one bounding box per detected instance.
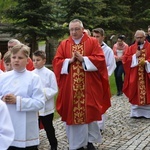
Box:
[109,73,117,96]
[54,73,117,119]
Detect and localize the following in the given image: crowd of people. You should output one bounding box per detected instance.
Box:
[0,18,150,150]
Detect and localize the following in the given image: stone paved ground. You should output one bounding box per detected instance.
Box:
[38,95,150,150]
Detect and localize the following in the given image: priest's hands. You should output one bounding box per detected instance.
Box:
[2,94,16,104]
[74,51,84,62]
[116,56,122,62]
[69,51,83,64]
[69,52,76,64]
[136,50,141,58]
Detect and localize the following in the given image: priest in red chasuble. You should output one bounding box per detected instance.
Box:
[123,30,150,118]
[53,19,111,150]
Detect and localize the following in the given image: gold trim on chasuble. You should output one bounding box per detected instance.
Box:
[71,43,86,124]
[138,49,146,105]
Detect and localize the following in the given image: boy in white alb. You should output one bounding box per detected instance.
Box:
[3,51,12,72]
[32,50,58,150]
[92,28,116,132]
[0,44,45,150]
[0,100,14,150]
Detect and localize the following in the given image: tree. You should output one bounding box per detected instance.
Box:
[0,0,17,23]
[127,0,150,30]
[1,0,150,53]
[57,0,106,30]
[1,0,59,53]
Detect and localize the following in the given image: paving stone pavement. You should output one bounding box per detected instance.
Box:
[38,95,150,150]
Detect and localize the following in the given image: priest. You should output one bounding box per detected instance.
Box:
[53,19,111,150]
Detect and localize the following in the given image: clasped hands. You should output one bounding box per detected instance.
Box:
[136,50,141,58]
[2,94,16,104]
[116,57,121,62]
[69,51,84,64]
[136,50,145,66]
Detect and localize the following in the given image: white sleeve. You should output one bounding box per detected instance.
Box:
[131,54,138,68]
[82,56,98,71]
[145,61,150,73]
[106,51,116,76]
[0,101,14,150]
[61,57,98,73]
[61,59,70,74]
[16,76,45,111]
[42,73,58,101]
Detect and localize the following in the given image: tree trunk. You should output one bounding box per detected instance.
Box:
[26,36,38,57]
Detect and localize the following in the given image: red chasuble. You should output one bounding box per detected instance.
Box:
[122,40,150,105]
[53,33,111,125]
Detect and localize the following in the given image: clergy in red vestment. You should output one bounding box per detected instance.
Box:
[53,19,111,150]
[122,30,150,118]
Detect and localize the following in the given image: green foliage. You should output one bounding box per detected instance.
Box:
[1,0,150,47]
[3,0,53,37]
[1,0,66,52]
[60,0,105,30]
[0,0,17,22]
[129,0,150,30]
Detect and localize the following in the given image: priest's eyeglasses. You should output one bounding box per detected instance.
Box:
[69,28,81,32]
[136,36,144,39]
[8,46,13,49]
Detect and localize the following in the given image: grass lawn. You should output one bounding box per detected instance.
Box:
[54,73,117,119]
[109,73,117,96]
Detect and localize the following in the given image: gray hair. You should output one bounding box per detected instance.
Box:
[8,39,21,45]
[69,19,84,28]
[134,30,146,37]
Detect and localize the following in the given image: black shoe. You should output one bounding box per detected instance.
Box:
[77,147,85,150]
[51,147,57,150]
[117,91,123,96]
[100,129,104,134]
[87,142,96,150]
[131,116,146,119]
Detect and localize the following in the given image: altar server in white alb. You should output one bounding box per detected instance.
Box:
[0,44,44,150]
[92,28,116,131]
[92,28,116,76]
[32,50,58,150]
[0,100,14,150]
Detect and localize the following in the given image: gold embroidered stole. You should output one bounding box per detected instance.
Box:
[71,43,86,124]
[138,49,146,105]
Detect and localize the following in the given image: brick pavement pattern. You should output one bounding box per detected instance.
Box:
[38,95,150,150]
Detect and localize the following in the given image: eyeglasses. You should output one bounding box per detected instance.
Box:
[8,46,13,49]
[69,28,81,32]
[93,35,100,38]
[135,37,144,39]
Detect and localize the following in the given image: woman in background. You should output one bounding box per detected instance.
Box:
[113,35,128,96]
